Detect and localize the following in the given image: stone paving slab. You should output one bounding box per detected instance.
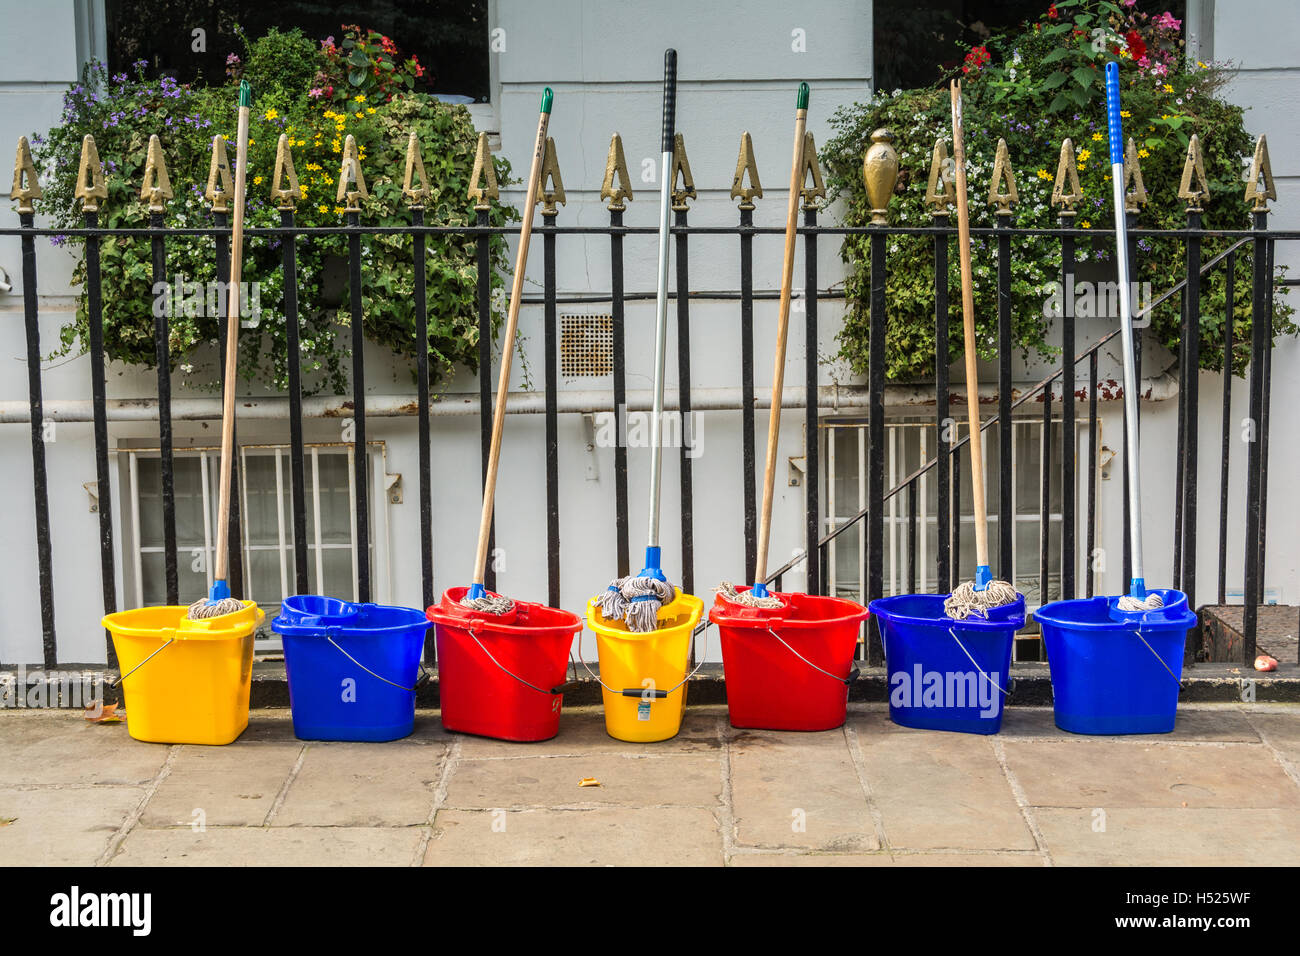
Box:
[728,727,877,852]
[0,787,145,866]
[0,711,169,787]
[730,851,1044,866]
[110,826,425,866]
[141,743,303,828]
[1034,807,1300,866]
[997,705,1262,742]
[445,753,721,810]
[455,706,724,758]
[1002,740,1300,809]
[424,808,723,866]
[272,742,446,827]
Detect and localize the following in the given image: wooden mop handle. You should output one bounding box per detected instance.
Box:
[753,83,809,586]
[471,91,553,587]
[950,80,990,571]
[214,82,251,583]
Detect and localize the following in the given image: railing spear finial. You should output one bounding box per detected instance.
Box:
[75,135,107,213]
[601,133,633,211]
[730,131,763,210]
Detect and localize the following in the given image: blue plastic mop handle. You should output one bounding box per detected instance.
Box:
[973,565,993,592]
[1104,61,1124,167]
[637,545,668,583]
[1129,577,1147,600]
[751,580,770,598]
[210,579,231,601]
[467,582,487,600]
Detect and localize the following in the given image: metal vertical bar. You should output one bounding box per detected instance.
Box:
[544,209,560,608]
[888,427,898,595]
[347,209,370,602]
[129,452,143,609]
[857,429,866,604]
[1059,222,1076,599]
[1242,212,1268,661]
[84,209,117,665]
[951,441,961,593]
[19,211,56,665]
[281,207,308,595]
[995,214,1013,578]
[476,207,496,591]
[347,444,359,602]
[739,206,758,576]
[200,452,213,591]
[1181,211,1202,609]
[311,448,324,590]
[1039,388,1052,605]
[827,426,837,595]
[412,206,434,612]
[675,207,694,596]
[867,230,886,664]
[804,205,821,594]
[1218,251,1235,606]
[610,208,630,577]
[907,479,917,594]
[1257,236,1274,607]
[274,449,288,599]
[150,210,178,604]
[933,211,951,592]
[213,209,242,601]
[1087,351,1099,598]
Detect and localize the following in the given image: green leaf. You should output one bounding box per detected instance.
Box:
[1071,66,1095,89]
[1042,47,1071,64]
[1040,71,1069,91]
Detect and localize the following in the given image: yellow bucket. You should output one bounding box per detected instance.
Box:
[586,589,703,742]
[103,602,263,745]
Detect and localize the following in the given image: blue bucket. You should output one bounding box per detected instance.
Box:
[870,592,1026,735]
[1036,589,1196,735]
[272,595,429,741]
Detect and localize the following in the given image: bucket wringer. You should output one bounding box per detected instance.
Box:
[708,83,868,733]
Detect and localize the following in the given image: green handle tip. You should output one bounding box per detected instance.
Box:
[540,87,553,114]
[239,80,252,108]
[797,82,809,110]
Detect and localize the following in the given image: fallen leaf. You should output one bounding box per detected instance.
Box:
[1254,654,1278,672]
[84,701,124,723]
[577,777,601,788]
[0,817,15,827]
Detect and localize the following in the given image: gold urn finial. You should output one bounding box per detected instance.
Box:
[862,128,897,225]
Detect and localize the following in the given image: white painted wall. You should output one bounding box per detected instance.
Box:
[0,0,1295,666]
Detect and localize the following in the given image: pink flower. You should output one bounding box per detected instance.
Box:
[1155,11,1182,31]
[308,87,324,98]
[1123,0,1136,6]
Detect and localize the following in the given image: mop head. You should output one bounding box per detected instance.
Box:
[944,578,1019,621]
[716,581,784,609]
[186,596,245,620]
[596,575,675,633]
[459,591,516,615]
[1116,592,1164,613]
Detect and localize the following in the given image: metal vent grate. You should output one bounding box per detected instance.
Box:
[560,314,614,377]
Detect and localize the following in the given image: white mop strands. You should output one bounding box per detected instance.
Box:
[597,576,675,632]
[1116,592,1165,613]
[717,581,784,609]
[943,579,1019,621]
[459,591,516,615]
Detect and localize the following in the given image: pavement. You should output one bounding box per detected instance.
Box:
[1,703,1299,867]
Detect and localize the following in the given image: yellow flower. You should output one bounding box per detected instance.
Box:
[1198,61,1208,69]
[366,107,376,114]
[1081,220,1091,229]
[1120,110,1130,118]
[253,175,263,185]
[1161,113,1170,120]
[264,108,278,120]
[299,185,308,197]
[1077,148,1091,162]
[354,94,366,103]
[306,162,321,171]
[1077,163,1087,171]
[296,139,306,147]
[1163,84,1174,93]
[1036,168,1051,181]
[354,111,364,120]
[331,138,341,152]
[318,204,328,214]
[333,205,345,215]
[1138,148,1149,158]
[1091,132,1103,142]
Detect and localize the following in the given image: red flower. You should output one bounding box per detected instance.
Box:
[1048,3,1058,18]
[1125,30,1147,60]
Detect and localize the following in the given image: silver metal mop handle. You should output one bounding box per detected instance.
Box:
[1105,61,1146,590]
[646,49,676,550]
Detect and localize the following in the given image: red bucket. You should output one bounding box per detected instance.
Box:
[427,587,584,742]
[710,589,869,731]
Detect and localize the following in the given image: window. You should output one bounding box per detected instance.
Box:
[823,416,1094,656]
[121,442,388,648]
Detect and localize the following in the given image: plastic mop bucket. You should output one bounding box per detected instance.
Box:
[272,596,428,742]
[586,589,704,742]
[427,587,584,742]
[103,602,262,745]
[870,592,1025,735]
[710,589,867,731]
[1036,589,1195,735]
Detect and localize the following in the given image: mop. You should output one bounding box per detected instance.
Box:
[595,50,681,632]
[1103,60,1164,614]
[942,79,1019,621]
[461,87,554,616]
[189,80,253,621]
[718,82,810,611]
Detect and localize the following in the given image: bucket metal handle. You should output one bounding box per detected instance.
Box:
[325,634,421,693]
[575,621,710,700]
[764,625,858,685]
[109,635,176,687]
[464,623,572,696]
[947,627,1011,697]
[1132,625,1184,688]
